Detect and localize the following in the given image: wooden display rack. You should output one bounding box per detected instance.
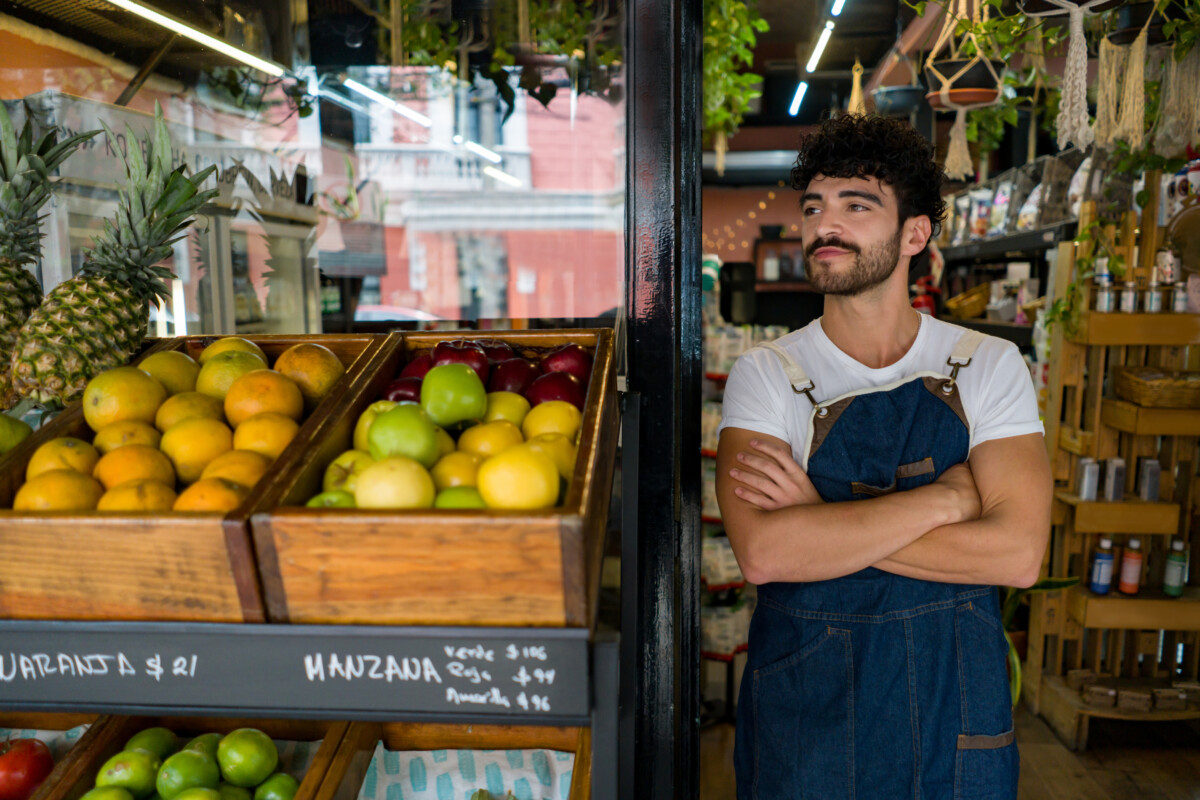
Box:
[1026,199,1200,749]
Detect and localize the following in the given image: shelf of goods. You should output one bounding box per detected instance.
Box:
[940,221,1077,265]
[0,329,621,800]
[1027,201,1200,751]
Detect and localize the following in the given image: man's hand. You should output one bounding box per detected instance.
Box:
[935,462,983,524]
[729,439,823,510]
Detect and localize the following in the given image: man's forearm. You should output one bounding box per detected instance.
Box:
[731,482,964,584]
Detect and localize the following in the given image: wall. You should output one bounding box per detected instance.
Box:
[702,185,802,264]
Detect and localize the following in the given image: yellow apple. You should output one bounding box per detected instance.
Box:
[354,457,436,509]
[323,449,375,492]
[352,400,399,452]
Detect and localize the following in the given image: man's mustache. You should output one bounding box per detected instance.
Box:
[807,238,860,257]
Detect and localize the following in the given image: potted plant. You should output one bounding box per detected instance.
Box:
[703,0,770,160]
[1002,577,1079,706]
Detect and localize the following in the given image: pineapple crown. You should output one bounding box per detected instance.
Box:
[0,102,98,266]
[81,102,219,303]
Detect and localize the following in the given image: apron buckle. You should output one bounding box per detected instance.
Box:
[792,382,828,416]
[943,356,971,394]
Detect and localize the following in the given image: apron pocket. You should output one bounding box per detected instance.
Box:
[954,733,1018,800]
[953,604,1018,800]
[751,626,855,800]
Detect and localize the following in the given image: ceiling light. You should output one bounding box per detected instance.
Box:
[343,79,433,128]
[464,141,503,164]
[831,0,847,16]
[806,21,835,74]
[789,81,809,116]
[103,0,284,77]
[483,166,522,187]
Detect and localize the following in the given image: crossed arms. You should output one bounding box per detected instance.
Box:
[713,428,1052,588]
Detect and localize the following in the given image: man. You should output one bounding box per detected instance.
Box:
[715,115,1051,800]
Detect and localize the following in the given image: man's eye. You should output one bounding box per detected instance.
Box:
[803,207,819,215]
[849,204,869,211]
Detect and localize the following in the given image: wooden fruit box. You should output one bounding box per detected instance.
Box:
[29,715,349,800]
[0,334,384,624]
[250,329,618,628]
[0,712,100,800]
[314,721,589,800]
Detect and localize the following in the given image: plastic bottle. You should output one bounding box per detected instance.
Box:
[1164,540,1187,598]
[1118,538,1143,595]
[1090,537,1114,595]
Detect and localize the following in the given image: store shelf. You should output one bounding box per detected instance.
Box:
[1066,587,1200,630]
[1101,399,1200,436]
[950,318,1033,347]
[701,448,717,458]
[1054,491,1180,535]
[1071,312,1200,346]
[940,221,1077,264]
[0,620,590,725]
[756,280,815,293]
[1041,675,1200,722]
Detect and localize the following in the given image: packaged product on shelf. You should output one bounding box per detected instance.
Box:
[701,401,723,453]
[1118,537,1143,595]
[951,194,972,245]
[702,536,745,588]
[1015,184,1043,232]
[968,188,992,240]
[702,460,720,520]
[1103,457,1126,501]
[701,594,755,660]
[988,179,1014,237]
[1089,537,1114,595]
[1138,458,1161,501]
[1164,540,1187,598]
[1068,157,1092,218]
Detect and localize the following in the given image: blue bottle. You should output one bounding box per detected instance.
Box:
[1090,537,1114,595]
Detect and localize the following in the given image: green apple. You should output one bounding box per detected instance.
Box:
[434,486,487,509]
[323,449,374,492]
[0,412,32,455]
[306,490,356,508]
[421,364,487,428]
[354,457,435,509]
[352,400,398,452]
[367,403,440,467]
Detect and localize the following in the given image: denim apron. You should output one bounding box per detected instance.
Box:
[733,329,1018,800]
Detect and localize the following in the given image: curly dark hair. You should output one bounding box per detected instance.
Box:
[789,115,947,240]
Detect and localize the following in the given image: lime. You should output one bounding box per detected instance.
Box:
[173,790,221,800]
[182,734,222,760]
[157,749,221,800]
[126,727,181,760]
[216,729,278,788]
[80,788,136,800]
[253,775,298,800]
[0,412,32,455]
[95,750,161,799]
[217,783,252,800]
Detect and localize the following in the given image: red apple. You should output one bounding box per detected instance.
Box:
[540,344,593,385]
[383,376,423,403]
[432,340,490,384]
[488,358,539,395]
[399,353,434,380]
[0,738,54,800]
[526,371,586,409]
[475,339,515,364]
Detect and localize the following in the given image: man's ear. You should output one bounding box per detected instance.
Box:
[900,215,932,258]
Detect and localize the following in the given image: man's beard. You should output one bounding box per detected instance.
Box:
[805,231,903,296]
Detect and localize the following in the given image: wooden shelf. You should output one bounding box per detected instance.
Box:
[1067,586,1200,630]
[1054,491,1180,535]
[1101,399,1200,436]
[1042,675,1200,722]
[1070,312,1200,346]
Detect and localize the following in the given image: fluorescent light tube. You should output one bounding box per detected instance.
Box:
[806,21,835,74]
[789,81,809,116]
[343,78,433,128]
[831,0,847,16]
[483,166,522,187]
[104,0,285,77]
[464,141,503,164]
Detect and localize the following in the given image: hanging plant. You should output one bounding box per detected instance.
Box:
[1161,0,1200,60]
[703,0,770,149]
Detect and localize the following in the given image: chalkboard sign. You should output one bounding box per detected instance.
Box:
[0,621,589,725]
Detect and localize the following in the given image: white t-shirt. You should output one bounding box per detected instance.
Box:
[719,314,1043,469]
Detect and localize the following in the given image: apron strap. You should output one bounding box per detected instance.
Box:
[943,329,986,394]
[757,341,827,416]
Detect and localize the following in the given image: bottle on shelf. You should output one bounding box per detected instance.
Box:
[1164,540,1187,598]
[763,249,780,281]
[778,250,793,281]
[1118,537,1143,595]
[1090,537,1115,595]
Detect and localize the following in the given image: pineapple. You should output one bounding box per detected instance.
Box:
[0,102,97,405]
[10,103,217,406]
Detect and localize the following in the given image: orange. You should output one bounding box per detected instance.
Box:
[524,432,577,480]
[197,337,268,366]
[97,480,178,512]
[216,729,278,788]
[195,352,268,400]
[273,343,345,411]
[160,418,234,484]
[14,469,104,511]
[174,478,249,512]
[223,370,304,428]
[83,367,167,432]
[93,444,175,490]
[232,413,299,461]
[430,451,480,491]
[200,450,271,489]
[476,446,559,510]
[93,421,161,454]
[156,392,226,433]
[26,437,100,480]
[138,351,200,396]
[521,400,582,441]
[456,420,523,459]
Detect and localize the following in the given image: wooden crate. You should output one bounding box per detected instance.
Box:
[29,715,349,800]
[0,712,100,800]
[315,721,589,800]
[250,329,618,627]
[0,334,384,624]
